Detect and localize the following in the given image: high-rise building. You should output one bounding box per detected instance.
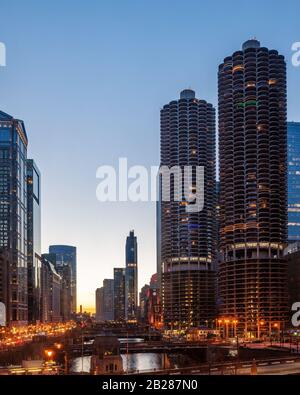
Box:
[139,284,150,323]
[41,256,61,322]
[113,268,125,321]
[287,122,300,242]
[218,39,288,337]
[95,279,114,322]
[125,230,138,321]
[160,89,217,329]
[49,245,77,314]
[284,242,300,314]
[27,159,42,323]
[103,279,114,321]
[95,287,103,322]
[0,111,28,325]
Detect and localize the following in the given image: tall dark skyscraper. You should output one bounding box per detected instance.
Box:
[113,267,125,321]
[218,39,288,337]
[287,122,300,242]
[0,111,28,325]
[27,159,42,323]
[125,230,138,321]
[49,245,77,314]
[160,89,217,329]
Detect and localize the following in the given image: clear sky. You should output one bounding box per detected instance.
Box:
[0,0,299,312]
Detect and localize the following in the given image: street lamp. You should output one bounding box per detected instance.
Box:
[44,349,55,364]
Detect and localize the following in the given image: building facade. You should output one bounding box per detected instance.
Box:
[218,39,288,337]
[103,279,114,321]
[125,230,138,321]
[41,256,61,323]
[27,159,42,323]
[49,245,77,314]
[284,242,300,316]
[160,89,217,330]
[0,111,28,325]
[288,122,300,242]
[95,287,103,322]
[113,268,125,321]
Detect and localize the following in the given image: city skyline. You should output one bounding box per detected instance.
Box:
[0,1,300,311]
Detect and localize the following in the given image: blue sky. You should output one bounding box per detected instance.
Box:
[0,0,299,310]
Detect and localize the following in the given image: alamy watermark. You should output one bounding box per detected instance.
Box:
[96,158,204,213]
[0,42,6,67]
[292,42,300,67]
[292,302,300,327]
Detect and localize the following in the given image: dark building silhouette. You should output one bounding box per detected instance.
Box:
[218,39,288,336]
[113,268,125,321]
[27,159,42,323]
[49,245,77,314]
[0,111,28,325]
[125,230,138,321]
[159,89,217,329]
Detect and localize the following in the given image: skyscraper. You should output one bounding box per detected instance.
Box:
[103,279,114,321]
[160,89,217,329]
[218,39,288,337]
[95,287,103,322]
[287,122,300,242]
[0,111,28,325]
[125,230,138,321]
[95,279,114,322]
[113,268,125,321]
[27,159,42,323]
[41,256,61,323]
[49,245,77,314]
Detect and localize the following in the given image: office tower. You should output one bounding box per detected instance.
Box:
[156,200,161,291]
[41,257,61,322]
[284,242,300,313]
[113,268,125,321]
[148,274,161,328]
[95,279,114,322]
[42,251,72,321]
[288,122,300,241]
[0,111,28,325]
[218,39,288,337]
[139,284,150,323]
[95,287,103,322]
[103,279,114,321]
[160,89,217,329]
[125,230,138,321]
[49,245,77,314]
[27,159,42,323]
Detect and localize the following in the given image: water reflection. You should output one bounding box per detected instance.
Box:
[71,356,91,373]
[122,353,163,372]
[70,353,163,374]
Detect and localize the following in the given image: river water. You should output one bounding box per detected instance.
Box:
[70,338,207,374]
[71,353,165,374]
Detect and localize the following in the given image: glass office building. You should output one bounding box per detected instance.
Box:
[0,111,28,324]
[113,268,125,321]
[27,159,42,323]
[288,122,300,242]
[49,245,77,314]
[125,230,138,321]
